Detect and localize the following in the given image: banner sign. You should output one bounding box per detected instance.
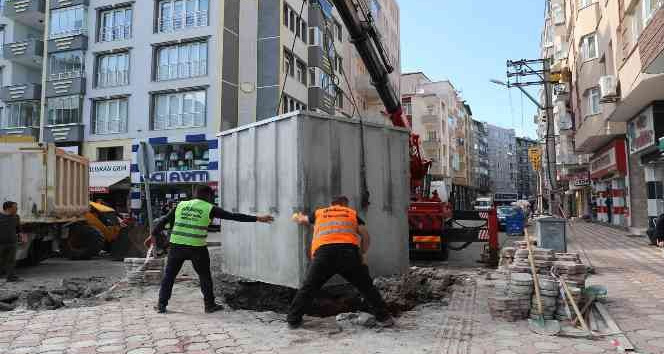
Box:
[147,170,209,184]
[627,106,655,154]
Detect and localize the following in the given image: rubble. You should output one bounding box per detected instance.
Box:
[1,276,116,311]
[336,312,377,328]
[124,258,165,286]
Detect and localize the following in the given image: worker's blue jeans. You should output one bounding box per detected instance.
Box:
[287,244,390,324]
[158,244,214,308]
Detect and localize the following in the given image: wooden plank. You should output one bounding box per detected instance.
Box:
[594,303,635,351]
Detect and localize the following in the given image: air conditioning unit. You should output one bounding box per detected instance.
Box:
[599,75,618,99]
[554,102,573,130]
[554,83,570,102]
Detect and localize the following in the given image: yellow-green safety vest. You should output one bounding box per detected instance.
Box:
[170,199,213,247]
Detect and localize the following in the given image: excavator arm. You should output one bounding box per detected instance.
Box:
[328,0,431,193]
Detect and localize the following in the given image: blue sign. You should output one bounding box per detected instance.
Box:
[146,170,209,184]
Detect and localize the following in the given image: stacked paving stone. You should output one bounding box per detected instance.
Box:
[488,273,532,321]
[530,275,558,320]
[124,258,165,286]
[555,286,583,321]
[509,248,555,275]
[499,247,516,269]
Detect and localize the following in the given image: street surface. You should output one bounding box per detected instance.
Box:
[1,221,663,353]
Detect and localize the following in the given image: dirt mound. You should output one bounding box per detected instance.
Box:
[2,277,115,311]
[213,267,455,317]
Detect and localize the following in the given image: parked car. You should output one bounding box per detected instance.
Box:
[497,206,516,231]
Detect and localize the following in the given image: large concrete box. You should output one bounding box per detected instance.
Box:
[535,217,568,252]
[218,112,410,288]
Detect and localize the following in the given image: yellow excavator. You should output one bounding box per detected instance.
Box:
[61,202,131,261]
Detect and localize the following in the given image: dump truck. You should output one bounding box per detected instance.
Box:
[0,142,104,264]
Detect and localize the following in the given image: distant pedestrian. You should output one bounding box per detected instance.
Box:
[288,196,393,329]
[0,201,21,282]
[655,213,664,249]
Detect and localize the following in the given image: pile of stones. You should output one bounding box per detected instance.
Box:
[489,273,533,321]
[124,257,165,286]
[530,275,558,320]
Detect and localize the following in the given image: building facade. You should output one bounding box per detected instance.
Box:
[470,119,491,195]
[515,137,538,200]
[539,0,664,231]
[487,124,517,195]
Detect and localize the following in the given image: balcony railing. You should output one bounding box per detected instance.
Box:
[97,70,129,88]
[98,25,131,42]
[94,117,127,135]
[157,11,208,33]
[49,27,87,40]
[49,70,83,81]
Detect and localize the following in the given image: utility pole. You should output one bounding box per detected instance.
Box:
[505,58,558,215]
[38,0,51,144]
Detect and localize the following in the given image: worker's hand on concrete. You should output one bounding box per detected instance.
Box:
[256,215,275,223]
[291,213,309,225]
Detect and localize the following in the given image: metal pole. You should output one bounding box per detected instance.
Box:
[38,0,51,144]
[140,142,155,233]
[543,59,557,215]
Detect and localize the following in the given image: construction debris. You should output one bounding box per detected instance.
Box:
[124,257,165,286]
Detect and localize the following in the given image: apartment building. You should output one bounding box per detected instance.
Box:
[487,124,517,195]
[540,0,664,230]
[515,137,539,200]
[470,119,490,194]
[400,72,452,198]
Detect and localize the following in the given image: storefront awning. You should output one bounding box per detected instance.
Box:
[89,161,131,194]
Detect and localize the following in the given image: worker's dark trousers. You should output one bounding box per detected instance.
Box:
[158,244,215,307]
[0,244,16,278]
[287,244,390,324]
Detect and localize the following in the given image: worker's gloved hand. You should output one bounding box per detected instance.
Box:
[256,215,275,223]
[361,252,368,265]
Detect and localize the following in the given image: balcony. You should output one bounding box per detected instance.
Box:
[45,77,85,98]
[157,11,208,34]
[575,115,626,153]
[0,126,39,138]
[49,0,88,10]
[3,39,44,69]
[3,0,46,29]
[43,124,84,143]
[0,84,42,102]
[48,33,88,53]
[308,46,333,74]
[308,87,334,115]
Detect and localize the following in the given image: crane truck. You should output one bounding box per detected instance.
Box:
[328,0,498,262]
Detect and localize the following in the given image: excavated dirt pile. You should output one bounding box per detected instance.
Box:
[0,277,114,311]
[213,267,455,317]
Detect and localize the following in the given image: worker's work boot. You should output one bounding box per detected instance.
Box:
[154,304,167,313]
[204,303,224,313]
[287,319,303,330]
[5,275,20,283]
[376,316,395,328]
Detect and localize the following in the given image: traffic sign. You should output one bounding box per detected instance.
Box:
[529,147,542,171]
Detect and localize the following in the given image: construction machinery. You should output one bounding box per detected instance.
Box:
[329,0,498,263]
[83,202,131,261]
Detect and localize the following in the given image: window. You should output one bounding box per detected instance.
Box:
[336,89,343,109]
[153,90,206,130]
[97,146,124,161]
[296,60,307,85]
[49,51,84,81]
[335,55,343,72]
[578,0,594,8]
[97,52,129,87]
[552,3,565,24]
[643,0,663,23]
[283,4,308,44]
[335,21,342,41]
[587,87,601,116]
[47,95,82,125]
[50,5,87,39]
[403,102,412,115]
[309,67,316,86]
[284,50,294,77]
[632,1,644,43]
[581,33,598,60]
[158,0,209,33]
[156,41,207,81]
[1,101,40,128]
[94,98,128,134]
[427,130,438,141]
[301,20,308,43]
[281,95,306,114]
[0,28,4,52]
[99,7,132,42]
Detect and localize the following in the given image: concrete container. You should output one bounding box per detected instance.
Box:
[0,142,89,223]
[535,217,568,253]
[218,112,410,288]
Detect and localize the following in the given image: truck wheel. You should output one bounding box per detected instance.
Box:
[110,228,131,261]
[62,224,104,260]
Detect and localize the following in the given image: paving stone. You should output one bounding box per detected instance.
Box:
[185,343,210,351]
[36,343,68,352]
[494,330,520,337]
[42,337,70,346]
[156,346,184,354]
[533,341,561,350]
[10,346,38,354]
[126,348,156,354]
[572,343,604,353]
[495,350,518,354]
[126,335,151,343]
[648,338,664,348]
[495,339,522,347]
[97,345,125,353]
[635,329,664,338]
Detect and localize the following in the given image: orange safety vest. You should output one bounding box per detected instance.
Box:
[311,206,361,257]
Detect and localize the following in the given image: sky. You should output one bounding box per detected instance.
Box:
[399,0,545,139]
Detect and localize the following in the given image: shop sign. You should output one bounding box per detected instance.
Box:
[89,186,110,194]
[148,170,209,184]
[627,106,656,154]
[571,171,591,187]
[590,139,628,179]
[90,161,131,175]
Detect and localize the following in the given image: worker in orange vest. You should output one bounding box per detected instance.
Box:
[287,195,393,329]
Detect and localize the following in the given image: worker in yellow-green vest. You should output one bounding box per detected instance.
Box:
[151,185,274,314]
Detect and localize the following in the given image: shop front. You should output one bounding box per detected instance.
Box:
[129,134,219,224]
[626,103,664,228]
[590,139,629,227]
[89,160,131,213]
[568,170,592,219]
